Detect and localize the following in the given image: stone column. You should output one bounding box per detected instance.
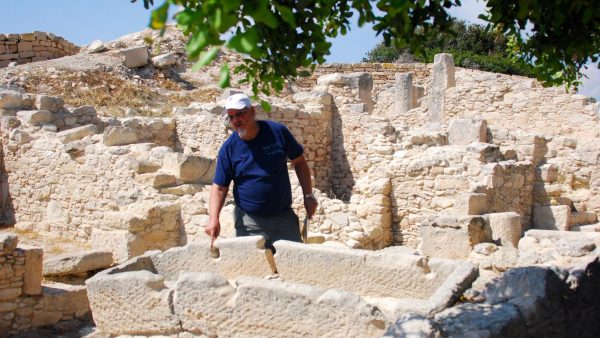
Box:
[395,73,413,115]
[426,53,455,123]
[21,245,43,295]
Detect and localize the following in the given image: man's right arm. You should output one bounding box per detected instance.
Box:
[206,183,229,239]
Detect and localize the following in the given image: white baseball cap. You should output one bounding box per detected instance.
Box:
[224,93,252,110]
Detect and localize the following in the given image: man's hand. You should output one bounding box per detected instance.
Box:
[304,195,318,219]
[205,221,221,240]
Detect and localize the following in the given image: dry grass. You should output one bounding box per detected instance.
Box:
[22,70,220,117]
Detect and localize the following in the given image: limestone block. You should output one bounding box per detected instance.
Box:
[150,236,273,281]
[36,95,64,113]
[384,314,442,338]
[87,40,106,53]
[485,212,521,247]
[433,302,523,337]
[85,270,180,335]
[482,266,563,323]
[43,250,113,276]
[454,193,488,215]
[151,53,177,68]
[291,91,333,120]
[120,45,149,68]
[91,230,145,264]
[539,164,559,183]
[532,205,570,231]
[274,241,463,300]
[135,172,177,189]
[0,234,18,253]
[16,109,53,125]
[32,282,89,327]
[229,276,387,338]
[427,53,455,123]
[448,118,487,145]
[395,72,413,115]
[420,215,491,259]
[21,245,43,295]
[570,211,598,226]
[0,88,34,110]
[57,124,97,143]
[161,152,215,184]
[103,126,139,146]
[174,272,236,335]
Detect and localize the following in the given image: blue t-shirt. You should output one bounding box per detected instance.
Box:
[213,120,304,215]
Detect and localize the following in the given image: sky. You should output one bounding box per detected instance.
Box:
[0,0,598,100]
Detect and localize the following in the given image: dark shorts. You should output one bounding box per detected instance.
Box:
[234,206,301,252]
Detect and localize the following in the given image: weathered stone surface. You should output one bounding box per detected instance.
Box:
[43,250,113,276]
[16,109,52,125]
[448,118,488,145]
[486,212,521,247]
[91,230,145,264]
[151,53,177,67]
[36,95,64,113]
[57,124,97,144]
[274,240,476,306]
[532,205,570,230]
[0,88,34,110]
[150,236,273,281]
[102,126,139,146]
[21,245,43,295]
[87,40,106,53]
[119,45,149,68]
[454,193,488,216]
[426,53,455,122]
[395,73,413,115]
[384,314,442,338]
[32,282,89,327]
[161,152,215,184]
[420,216,491,259]
[86,270,180,335]
[228,276,387,338]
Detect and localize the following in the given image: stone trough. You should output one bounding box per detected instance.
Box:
[86,236,477,337]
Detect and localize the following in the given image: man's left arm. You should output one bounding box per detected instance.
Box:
[290,155,318,218]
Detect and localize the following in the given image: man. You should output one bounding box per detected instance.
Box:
[205,93,318,251]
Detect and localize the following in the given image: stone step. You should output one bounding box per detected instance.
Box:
[571,222,600,232]
[570,211,598,227]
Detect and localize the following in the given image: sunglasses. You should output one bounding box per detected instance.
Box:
[227,109,249,121]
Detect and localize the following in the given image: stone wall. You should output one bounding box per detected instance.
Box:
[0,234,89,334]
[0,32,79,68]
[296,62,431,90]
[173,94,333,193]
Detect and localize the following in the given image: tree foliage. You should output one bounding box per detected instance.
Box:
[363,20,536,78]
[132,0,599,97]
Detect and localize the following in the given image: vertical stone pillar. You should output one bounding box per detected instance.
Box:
[316,72,374,199]
[21,245,43,295]
[395,73,413,115]
[426,53,455,123]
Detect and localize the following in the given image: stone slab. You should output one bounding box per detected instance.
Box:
[43,250,113,276]
[150,236,274,281]
[85,270,180,335]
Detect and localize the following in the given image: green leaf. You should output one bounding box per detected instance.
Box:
[192,47,219,71]
[150,1,169,30]
[260,99,272,112]
[227,29,258,54]
[253,6,278,29]
[218,63,231,88]
[274,4,296,27]
[186,30,209,59]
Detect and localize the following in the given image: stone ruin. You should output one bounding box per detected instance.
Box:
[0,29,600,336]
